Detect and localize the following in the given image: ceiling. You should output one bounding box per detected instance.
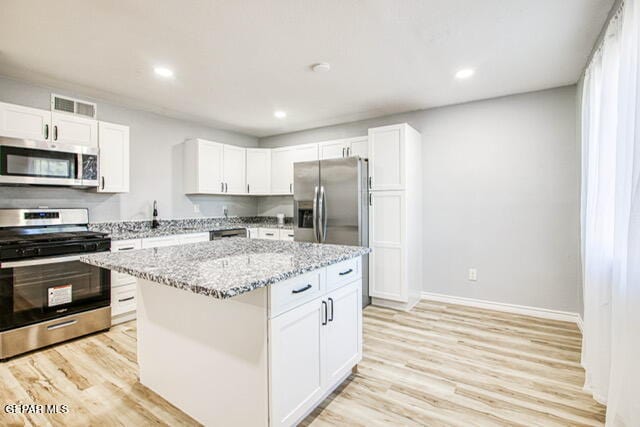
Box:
[0,0,613,137]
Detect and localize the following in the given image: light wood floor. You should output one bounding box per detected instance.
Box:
[0,300,605,426]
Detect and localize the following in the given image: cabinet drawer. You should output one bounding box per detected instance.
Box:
[326,258,361,293]
[258,228,280,240]
[110,239,142,252]
[178,232,210,244]
[269,269,325,318]
[111,283,137,316]
[112,270,136,288]
[141,236,180,248]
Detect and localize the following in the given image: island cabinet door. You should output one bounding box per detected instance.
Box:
[324,281,362,389]
[269,297,325,427]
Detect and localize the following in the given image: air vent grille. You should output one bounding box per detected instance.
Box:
[51,94,97,119]
[54,97,75,113]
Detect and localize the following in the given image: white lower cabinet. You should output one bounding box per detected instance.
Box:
[110,232,210,324]
[269,297,325,427]
[248,228,294,241]
[279,229,294,241]
[269,260,362,427]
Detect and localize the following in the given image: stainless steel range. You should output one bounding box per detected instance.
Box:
[0,208,111,359]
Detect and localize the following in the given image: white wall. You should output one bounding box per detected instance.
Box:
[260,86,581,313]
[0,75,259,222]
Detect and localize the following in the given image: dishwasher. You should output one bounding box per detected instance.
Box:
[210,228,247,240]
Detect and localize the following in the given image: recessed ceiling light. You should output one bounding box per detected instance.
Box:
[154,66,174,78]
[274,111,287,119]
[311,62,331,73]
[455,68,475,79]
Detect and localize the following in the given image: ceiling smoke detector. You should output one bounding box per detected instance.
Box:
[311,63,331,73]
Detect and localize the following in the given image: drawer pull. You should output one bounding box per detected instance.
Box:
[118,247,135,251]
[118,296,135,303]
[47,319,78,331]
[291,284,312,294]
[265,233,275,236]
[339,268,353,276]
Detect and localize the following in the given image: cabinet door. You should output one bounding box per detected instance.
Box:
[0,102,51,141]
[319,140,347,160]
[269,298,325,427]
[347,136,368,159]
[222,144,246,194]
[325,281,361,388]
[271,147,294,194]
[199,140,224,193]
[368,125,405,190]
[98,121,130,193]
[178,232,210,244]
[279,229,294,241]
[291,144,318,194]
[369,191,407,302]
[246,228,258,238]
[246,148,271,194]
[51,112,98,147]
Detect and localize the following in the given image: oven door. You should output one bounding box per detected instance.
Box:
[0,138,98,187]
[0,255,110,331]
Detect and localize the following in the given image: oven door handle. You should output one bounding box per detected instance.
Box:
[0,255,82,269]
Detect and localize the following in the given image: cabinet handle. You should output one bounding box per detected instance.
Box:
[44,124,49,139]
[47,319,77,331]
[368,176,372,189]
[347,147,351,156]
[53,125,58,141]
[291,284,312,294]
[118,247,135,251]
[221,182,224,192]
[342,147,345,157]
[225,183,228,192]
[290,183,293,193]
[322,300,328,325]
[247,184,250,193]
[101,176,105,190]
[265,233,274,236]
[369,193,373,206]
[339,268,353,276]
[118,296,135,303]
[328,297,334,322]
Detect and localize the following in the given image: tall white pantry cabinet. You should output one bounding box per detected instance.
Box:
[367,123,423,311]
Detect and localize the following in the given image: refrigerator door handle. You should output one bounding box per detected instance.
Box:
[313,185,320,242]
[319,185,327,242]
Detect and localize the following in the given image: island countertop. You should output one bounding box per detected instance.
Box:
[80,238,371,299]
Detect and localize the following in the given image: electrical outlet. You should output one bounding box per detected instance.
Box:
[193,204,200,213]
[468,268,477,281]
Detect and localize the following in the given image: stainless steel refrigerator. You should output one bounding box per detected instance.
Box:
[293,157,370,307]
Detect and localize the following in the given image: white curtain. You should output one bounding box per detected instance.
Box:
[581,0,640,425]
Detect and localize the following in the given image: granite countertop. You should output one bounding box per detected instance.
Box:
[105,222,293,241]
[90,216,293,241]
[80,238,371,299]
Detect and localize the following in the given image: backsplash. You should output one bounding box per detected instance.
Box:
[89,215,293,235]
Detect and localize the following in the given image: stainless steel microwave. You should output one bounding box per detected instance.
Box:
[0,137,98,187]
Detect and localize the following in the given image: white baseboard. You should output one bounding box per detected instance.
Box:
[576,315,584,333]
[421,292,582,326]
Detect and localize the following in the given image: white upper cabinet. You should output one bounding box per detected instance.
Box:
[319,139,347,160]
[184,139,224,194]
[319,136,368,160]
[271,147,295,194]
[368,124,406,191]
[223,144,246,194]
[246,148,271,194]
[0,102,51,141]
[97,121,130,193]
[51,112,98,147]
[184,138,249,194]
[347,136,368,159]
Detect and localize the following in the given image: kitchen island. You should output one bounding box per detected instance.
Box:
[81,238,370,427]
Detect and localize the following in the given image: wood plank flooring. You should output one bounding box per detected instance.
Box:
[0,300,604,426]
